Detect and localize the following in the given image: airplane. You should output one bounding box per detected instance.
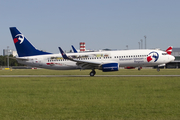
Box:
[10,27,175,76]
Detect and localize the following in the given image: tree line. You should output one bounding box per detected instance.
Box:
[0,55,24,67]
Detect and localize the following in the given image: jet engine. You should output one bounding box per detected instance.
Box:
[101,63,119,72]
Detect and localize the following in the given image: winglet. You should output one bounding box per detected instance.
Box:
[165,46,173,55]
[71,45,78,53]
[58,47,69,59]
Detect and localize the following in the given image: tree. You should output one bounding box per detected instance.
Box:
[0,55,24,66]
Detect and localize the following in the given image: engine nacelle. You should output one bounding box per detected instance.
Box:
[101,63,119,72]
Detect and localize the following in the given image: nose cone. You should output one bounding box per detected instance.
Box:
[170,55,175,62]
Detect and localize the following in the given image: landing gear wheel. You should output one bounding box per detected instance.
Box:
[138,67,141,71]
[90,70,96,77]
[90,72,95,76]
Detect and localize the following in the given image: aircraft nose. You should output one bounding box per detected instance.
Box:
[170,55,175,62]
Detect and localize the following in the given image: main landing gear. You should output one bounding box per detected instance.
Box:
[90,69,96,76]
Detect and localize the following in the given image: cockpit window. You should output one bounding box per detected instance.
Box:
[162,53,167,55]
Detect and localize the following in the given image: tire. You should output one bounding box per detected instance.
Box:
[90,72,95,76]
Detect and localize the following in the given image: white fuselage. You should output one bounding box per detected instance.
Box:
[17,49,175,70]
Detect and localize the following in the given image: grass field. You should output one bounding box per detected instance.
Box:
[0,69,180,120]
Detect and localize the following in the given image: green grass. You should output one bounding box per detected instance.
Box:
[0,77,180,120]
[0,68,180,75]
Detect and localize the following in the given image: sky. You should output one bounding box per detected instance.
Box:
[1,0,180,55]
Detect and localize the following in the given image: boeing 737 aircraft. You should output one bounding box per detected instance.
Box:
[10,27,175,76]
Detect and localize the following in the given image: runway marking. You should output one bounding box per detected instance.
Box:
[0,75,180,77]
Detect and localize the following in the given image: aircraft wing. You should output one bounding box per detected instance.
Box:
[71,59,101,69]
[59,47,101,69]
[58,47,116,69]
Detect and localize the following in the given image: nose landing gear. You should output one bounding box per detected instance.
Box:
[157,68,160,72]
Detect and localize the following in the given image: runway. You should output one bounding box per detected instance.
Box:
[0,75,180,77]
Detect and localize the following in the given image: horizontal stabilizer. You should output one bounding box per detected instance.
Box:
[9,57,29,61]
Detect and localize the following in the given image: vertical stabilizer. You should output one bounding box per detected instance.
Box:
[71,45,78,53]
[165,46,173,55]
[10,27,51,57]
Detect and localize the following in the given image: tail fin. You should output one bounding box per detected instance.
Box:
[71,45,78,53]
[165,46,173,55]
[10,27,51,57]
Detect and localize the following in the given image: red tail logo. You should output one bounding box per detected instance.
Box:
[165,46,173,55]
[14,38,18,43]
[13,34,24,44]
